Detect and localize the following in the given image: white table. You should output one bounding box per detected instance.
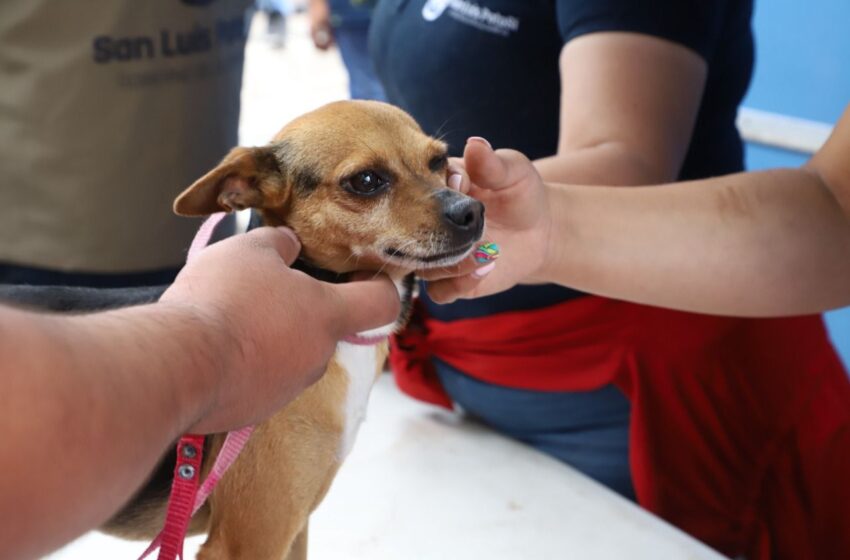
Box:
[50,375,726,559]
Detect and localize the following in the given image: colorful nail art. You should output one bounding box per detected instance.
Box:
[474,242,500,263]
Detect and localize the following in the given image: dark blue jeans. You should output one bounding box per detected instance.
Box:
[434,358,636,500]
[335,23,386,101]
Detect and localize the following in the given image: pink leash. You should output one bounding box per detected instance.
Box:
[139,213,255,560]
[342,332,390,345]
[138,213,386,559]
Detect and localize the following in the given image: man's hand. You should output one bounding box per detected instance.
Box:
[161,226,400,433]
[421,138,553,303]
[0,225,400,558]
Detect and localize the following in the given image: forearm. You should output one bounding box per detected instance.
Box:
[537,33,707,188]
[535,141,668,186]
[544,168,850,316]
[0,304,227,559]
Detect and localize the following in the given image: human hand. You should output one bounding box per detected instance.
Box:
[420,137,552,303]
[160,226,400,433]
[309,0,334,50]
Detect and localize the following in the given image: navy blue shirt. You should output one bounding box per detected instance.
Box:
[370,0,754,320]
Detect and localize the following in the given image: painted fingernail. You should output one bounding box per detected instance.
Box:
[474,242,500,263]
[448,173,462,190]
[472,262,496,279]
[467,136,492,149]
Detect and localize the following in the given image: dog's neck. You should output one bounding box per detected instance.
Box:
[246,210,416,332]
[246,210,344,283]
[291,259,348,284]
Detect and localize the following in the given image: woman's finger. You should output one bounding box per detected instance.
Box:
[424,273,488,304]
[417,242,500,281]
[447,157,471,194]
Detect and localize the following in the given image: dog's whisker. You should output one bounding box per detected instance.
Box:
[432,118,452,144]
[341,251,359,269]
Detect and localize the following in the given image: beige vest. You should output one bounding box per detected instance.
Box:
[0,0,250,272]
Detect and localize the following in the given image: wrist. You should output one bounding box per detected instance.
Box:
[148,302,238,433]
[532,182,566,284]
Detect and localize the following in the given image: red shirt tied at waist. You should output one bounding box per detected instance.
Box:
[390,295,850,560]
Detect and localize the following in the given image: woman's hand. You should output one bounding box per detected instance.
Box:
[420,138,553,303]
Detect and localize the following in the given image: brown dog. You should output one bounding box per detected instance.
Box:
[102,100,484,559]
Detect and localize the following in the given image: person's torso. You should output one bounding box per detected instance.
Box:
[0,0,252,273]
[370,0,754,319]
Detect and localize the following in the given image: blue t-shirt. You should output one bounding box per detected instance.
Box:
[370,0,754,320]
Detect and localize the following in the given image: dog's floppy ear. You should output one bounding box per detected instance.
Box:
[173,146,286,216]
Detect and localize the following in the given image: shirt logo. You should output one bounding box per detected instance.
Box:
[422,0,451,21]
[421,0,520,36]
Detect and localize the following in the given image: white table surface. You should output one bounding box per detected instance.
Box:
[50,375,726,560]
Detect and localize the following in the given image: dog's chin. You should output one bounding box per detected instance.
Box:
[380,243,476,270]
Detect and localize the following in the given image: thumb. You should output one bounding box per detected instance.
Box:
[241,226,302,266]
[332,274,401,335]
[464,137,530,192]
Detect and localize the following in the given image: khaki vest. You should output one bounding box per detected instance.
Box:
[0,0,250,272]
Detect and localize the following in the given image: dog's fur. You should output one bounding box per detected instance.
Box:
[1,101,483,559]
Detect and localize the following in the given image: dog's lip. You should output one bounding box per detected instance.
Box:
[383,244,474,265]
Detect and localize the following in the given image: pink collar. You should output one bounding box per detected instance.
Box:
[342,332,390,345]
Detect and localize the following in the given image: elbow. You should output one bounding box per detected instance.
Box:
[556,139,682,186]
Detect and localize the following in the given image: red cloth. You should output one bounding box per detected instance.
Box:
[390,296,850,559]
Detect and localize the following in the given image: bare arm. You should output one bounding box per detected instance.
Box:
[534,32,707,185]
[423,105,850,315]
[0,303,229,559]
[547,166,850,316]
[546,105,850,315]
[0,227,399,559]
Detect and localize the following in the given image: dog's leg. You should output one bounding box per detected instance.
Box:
[196,453,333,560]
[195,385,343,560]
[195,457,317,559]
[284,522,308,560]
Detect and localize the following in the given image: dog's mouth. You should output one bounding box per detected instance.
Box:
[382,243,475,268]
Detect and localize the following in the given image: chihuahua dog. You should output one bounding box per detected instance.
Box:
[98,100,484,559]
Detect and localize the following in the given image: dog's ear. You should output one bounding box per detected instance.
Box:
[173,146,286,216]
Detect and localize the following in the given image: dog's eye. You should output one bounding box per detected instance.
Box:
[344,170,389,196]
[428,154,448,172]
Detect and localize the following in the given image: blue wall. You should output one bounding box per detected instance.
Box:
[742,0,850,367]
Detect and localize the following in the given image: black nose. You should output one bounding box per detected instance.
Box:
[442,196,484,244]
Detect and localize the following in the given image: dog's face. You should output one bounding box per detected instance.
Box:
[174,100,484,276]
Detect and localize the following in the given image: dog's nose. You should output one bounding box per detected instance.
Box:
[442,196,485,243]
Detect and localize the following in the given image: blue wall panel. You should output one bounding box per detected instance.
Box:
[743,0,850,123]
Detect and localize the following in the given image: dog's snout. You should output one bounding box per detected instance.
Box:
[444,199,483,230]
[441,194,484,244]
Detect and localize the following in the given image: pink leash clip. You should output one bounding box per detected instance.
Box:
[137,435,205,560]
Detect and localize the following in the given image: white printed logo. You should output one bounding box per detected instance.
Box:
[422,0,451,22]
[422,0,520,36]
